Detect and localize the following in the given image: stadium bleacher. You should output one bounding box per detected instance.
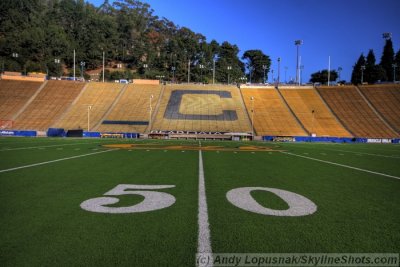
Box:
[358,84,400,134]
[54,83,124,131]
[12,81,85,131]
[97,84,163,133]
[316,85,399,138]
[279,87,352,137]
[241,87,307,136]
[0,80,44,122]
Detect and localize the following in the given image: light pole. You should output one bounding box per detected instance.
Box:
[251,98,255,139]
[143,63,148,78]
[338,67,342,82]
[270,69,274,83]
[300,65,304,85]
[295,40,303,85]
[187,59,191,83]
[262,65,267,84]
[361,65,366,84]
[171,66,176,83]
[102,50,105,83]
[80,61,85,80]
[87,105,92,131]
[311,109,315,136]
[54,58,60,78]
[249,66,253,84]
[149,94,154,129]
[392,64,397,82]
[212,58,216,84]
[284,66,288,83]
[12,52,19,72]
[277,57,281,84]
[199,64,205,83]
[227,65,232,84]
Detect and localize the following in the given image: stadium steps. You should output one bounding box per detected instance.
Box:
[279,87,352,137]
[52,83,89,128]
[91,84,128,131]
[316,86,398,138]
[238,86,255,135]
[312,86,353,136]
[275,86,310,135]
[354,85,398,136]
[146,84,166,133]
[11,80,48,121]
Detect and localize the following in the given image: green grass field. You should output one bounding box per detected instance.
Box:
[0,137,399,266]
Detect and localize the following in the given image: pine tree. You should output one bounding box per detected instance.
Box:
[351,54,366,84]
[380,38,394,81]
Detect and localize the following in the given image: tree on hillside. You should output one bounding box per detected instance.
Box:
[242,50,271,83]
[380,38,394,81]
[364,49,386,84]
[351,54,366,84]
[309,70,338,84]
[395,49,400,82]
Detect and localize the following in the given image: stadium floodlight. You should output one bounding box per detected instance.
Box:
[102,51,105,83]
[393,64,398,82]
[360,65,366,84]
[270,69,274,83]
[277,58,281,84]
[249,65,253,84]
[199,64,205,83]
[250,96,255,140]
[12,52,19,58]
[294,40,303,85]
[171,66,176,82]
[227,66,232,84]
[382,32,392,40]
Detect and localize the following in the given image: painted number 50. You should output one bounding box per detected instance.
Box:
[80,184,176,213]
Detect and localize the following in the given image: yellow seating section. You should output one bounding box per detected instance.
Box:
[317,86,398,138]
[359,84,400,134]
[55,83,124,130]
[280,88,351,137]
[97,84,162,133]
[13,81,84,131]
[0,80,43,120]
[241,88,307,136]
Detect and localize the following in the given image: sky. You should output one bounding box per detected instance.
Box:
[87,0,400,82]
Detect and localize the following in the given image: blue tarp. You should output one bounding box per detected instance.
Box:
[83,132,139,138]
[0,130,37,137]
[47,128,65,137]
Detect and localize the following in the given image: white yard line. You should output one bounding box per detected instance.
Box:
[282,152,400,180]
[0,141,108,151]
[324,148,400,159]
[0,149,116,173]
[197,150,213,266]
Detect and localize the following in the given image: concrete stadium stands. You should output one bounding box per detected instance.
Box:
[54,83,124,131]
[241,87,307,136]
[12,81,85,131]
[279,87,351,137]
[151,84,251,133]
[0,80,44,121]
[97,84,163,133]
[316,86,398,138]
[358,84,400,134]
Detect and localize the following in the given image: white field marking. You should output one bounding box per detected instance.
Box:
[198,150,213,266]
[0,149,116,174]
[282,152,400,180]
[324,148,400,159]
[0,141,105,152]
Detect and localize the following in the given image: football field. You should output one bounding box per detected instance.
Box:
[0,137,399,266]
